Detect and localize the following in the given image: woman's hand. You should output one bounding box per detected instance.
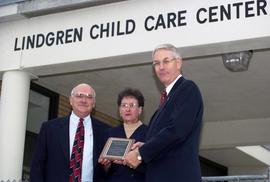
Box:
[98,157,112,170]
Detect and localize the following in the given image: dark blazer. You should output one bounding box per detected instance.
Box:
[105,124,147,182]
[139,77,204,182]
[30,115,109,182]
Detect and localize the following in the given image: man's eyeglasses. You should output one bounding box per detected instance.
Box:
[153,57,176,67]
[72,92,95,99]
[120,103,139,109]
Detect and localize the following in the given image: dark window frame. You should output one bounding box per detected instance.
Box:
[30,82,59,120]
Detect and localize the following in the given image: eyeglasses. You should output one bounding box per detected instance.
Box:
[72,92,95,99]
[153,57,176,67]
[120,103,139,109]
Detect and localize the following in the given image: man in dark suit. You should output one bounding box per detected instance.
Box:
[30,83,109,182]
[124,44,204,182]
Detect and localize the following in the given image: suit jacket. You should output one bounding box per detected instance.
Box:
[30,115,109,182]
[105,124,147,182]
[139,77,204,182]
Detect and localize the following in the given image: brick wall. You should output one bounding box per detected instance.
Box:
[57,94,120,126]
[93,110,121,127]
[57,95,72,117]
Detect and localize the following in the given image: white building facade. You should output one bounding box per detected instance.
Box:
[0,0,270,181]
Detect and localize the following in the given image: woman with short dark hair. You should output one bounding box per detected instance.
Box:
[99,88,147,182]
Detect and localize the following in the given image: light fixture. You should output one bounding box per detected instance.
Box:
[222,50,253,72]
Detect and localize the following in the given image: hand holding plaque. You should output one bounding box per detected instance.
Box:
[100,137,135,160]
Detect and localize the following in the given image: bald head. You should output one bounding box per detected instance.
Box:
[71,83,96,98]
[69,83,96,118]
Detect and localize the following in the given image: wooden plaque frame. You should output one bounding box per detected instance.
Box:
[100,137,135,160]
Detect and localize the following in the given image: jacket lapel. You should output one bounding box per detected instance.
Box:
[57,116,70,161]
[146,77,185,139]
[91,118,98,167]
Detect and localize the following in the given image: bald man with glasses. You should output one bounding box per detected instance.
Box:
[30,83,110,182]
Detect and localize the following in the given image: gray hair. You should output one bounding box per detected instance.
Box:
[152,43,182,60]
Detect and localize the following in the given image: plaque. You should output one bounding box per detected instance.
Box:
[101,137,135,160]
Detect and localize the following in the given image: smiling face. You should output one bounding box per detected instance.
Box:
[69,84,96,118]
[119,96,142,124]
[153,48,182,87]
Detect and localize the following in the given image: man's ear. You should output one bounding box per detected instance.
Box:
[69,96,73,106]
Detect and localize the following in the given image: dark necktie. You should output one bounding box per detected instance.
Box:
[69,118,84,182]
[159,90,167,107]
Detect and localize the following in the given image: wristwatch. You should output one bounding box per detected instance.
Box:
[137,152,142,161]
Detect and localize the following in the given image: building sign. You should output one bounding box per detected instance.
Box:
[0,0,269,72]
[13,0,268,51]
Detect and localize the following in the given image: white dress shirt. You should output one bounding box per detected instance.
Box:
[166,74,182,95]
[69,111,94,182]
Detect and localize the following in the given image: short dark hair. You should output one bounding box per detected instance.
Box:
[117,88,144,107]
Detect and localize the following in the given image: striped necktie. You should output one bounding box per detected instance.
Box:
[159,90,167,107]
[69,118,84,182]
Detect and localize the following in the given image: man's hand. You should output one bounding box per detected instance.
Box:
[124,147,141,169]
[131,141,144,150]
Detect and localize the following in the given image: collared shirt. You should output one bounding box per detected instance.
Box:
[69,111,94,182]
[166,74,182,95]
